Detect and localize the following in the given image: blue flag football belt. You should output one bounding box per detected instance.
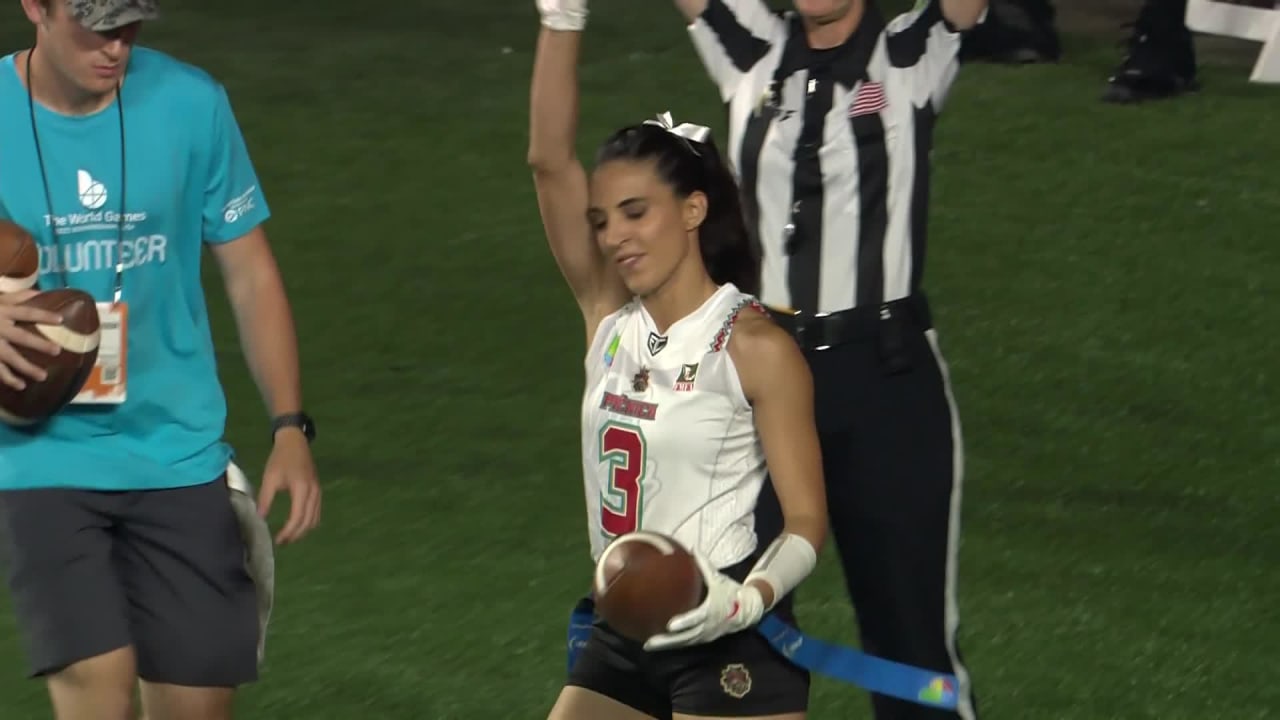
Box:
[567,597,960,711]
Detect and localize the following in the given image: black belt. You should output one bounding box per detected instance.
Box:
[766,294,933,373]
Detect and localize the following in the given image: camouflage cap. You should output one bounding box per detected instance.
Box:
[68,0,159,32]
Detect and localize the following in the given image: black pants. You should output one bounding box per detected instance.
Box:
[769,295,978,719]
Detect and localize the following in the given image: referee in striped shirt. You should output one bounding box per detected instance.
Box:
[672,1,986,718]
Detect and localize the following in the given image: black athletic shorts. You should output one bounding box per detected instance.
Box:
[0,476,260,686]
[567,555,810,718]
[568,619,810,718]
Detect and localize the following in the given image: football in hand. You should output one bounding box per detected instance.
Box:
[0,289,101,426]
[0,220,39,293]
[592,531,706,643]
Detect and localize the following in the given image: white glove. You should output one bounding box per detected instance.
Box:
[226,461,277,665]
[643,552,765,651]
[536,0,587,31]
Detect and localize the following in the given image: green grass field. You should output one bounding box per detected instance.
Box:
[2,1,1278,717]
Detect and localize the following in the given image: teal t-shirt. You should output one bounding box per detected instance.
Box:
[0,47,271,491]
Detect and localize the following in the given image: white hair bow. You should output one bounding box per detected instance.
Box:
[643,111,711,154]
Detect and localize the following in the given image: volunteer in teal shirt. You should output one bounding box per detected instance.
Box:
[0,46,265,491]
[0,1,320,714]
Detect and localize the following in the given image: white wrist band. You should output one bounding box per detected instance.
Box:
[744,533,818,611]
[540,11,587,31]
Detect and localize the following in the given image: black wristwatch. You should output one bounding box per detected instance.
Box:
[271,411,316,444]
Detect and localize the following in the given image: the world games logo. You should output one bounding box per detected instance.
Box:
[919,676,956,706]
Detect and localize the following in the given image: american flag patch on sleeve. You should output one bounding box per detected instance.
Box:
[849,81,888,117]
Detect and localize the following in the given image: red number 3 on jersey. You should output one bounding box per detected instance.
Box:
[598,422,646,537]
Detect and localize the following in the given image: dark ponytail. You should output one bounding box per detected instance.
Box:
[595,121,761,296]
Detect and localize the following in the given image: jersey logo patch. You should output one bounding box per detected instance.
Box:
[632,367,650,392]
[720,663,753,699]
[674,363,698,392]
[600,391,658,421]
[603,332,621,367]
[647,331,668,356]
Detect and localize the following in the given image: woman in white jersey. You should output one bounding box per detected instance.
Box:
[529,1,829,718]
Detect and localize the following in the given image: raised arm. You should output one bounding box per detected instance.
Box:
[672,0,707,22]
[886,0,988,111]
[528,1,628,347]
[941,0,987,30]
[676,0,784,102]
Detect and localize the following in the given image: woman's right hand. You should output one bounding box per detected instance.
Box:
[0,290,66,390]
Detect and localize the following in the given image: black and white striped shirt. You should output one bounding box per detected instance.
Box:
[688,0,976,315]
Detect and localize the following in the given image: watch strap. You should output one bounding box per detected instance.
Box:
[270,412,315,443]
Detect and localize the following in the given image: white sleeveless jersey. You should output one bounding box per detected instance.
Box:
[580,283,769,569]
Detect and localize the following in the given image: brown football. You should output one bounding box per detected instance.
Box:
[0,289,101,426]
[0,220,39,293]
[592,531,706,643]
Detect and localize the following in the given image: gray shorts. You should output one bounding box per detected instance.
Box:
[0,476,260,687]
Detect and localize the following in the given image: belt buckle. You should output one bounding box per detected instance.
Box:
[793,312,825,350]
[767,305,799,328]
[809,311,833,351]
[767,305,824,349]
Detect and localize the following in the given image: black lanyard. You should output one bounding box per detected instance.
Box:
[25,45,127,304]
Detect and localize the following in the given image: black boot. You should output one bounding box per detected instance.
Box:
[960,0,1061,64]
[1102,0,1198,103]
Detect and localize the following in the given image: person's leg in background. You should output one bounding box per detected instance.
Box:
[1103,0,1197,102]
[960,0,1062,64]
[962,0,1198,104]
